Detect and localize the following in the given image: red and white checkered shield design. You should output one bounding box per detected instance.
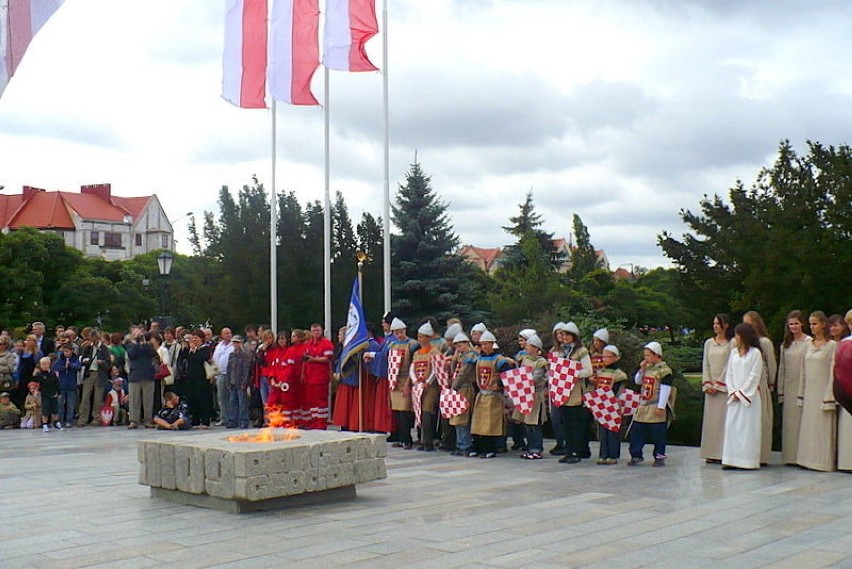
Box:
[501,367,536,415]
[439,386,469,419]
[411,381,425,427]
[583,387,621,432]
[549,357,579,406]
[618,390,641,416]
[432,353,450,388]
[388,352,403,391]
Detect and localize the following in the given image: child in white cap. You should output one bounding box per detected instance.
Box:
[628,341,674,467]
[589,345,628,464]
[514,335,548,459]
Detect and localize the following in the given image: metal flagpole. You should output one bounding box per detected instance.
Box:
[381,0,391,315]
[270,100,278,334]
[324,67,332,338]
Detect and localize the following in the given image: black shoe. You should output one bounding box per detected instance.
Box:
[559,455,581,464]
[653,458,666,467]
[403,443,414,450]
[550,446,568,456]
[628,457,644,466]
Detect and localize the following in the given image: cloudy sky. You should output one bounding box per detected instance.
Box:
[1,0,850,270]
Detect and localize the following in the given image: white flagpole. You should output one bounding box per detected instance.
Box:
[270,100,278,333]
[382,0,391,314]
[323,67,332,337]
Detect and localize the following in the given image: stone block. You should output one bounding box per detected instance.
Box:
[338,439,357,463]
[337,463,355,487]
[286,470,306,495]
[304,468,326,493]
[266,447,294,473]
[235,474,269,501]
[290,444,311,470]
[326,464,346,489]
[205,449,235,499]
[233,450,268,477]
[354,459,375,484]
[174,444,206,494]
[144,442,161,488]
[158,444,176,490]
[373,436,388,458]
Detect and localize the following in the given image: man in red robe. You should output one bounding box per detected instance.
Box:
[302,323,334,429]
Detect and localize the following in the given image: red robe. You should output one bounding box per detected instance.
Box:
[301,337,333,429]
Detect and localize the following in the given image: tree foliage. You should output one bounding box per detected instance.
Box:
[391,161,485,324]
[659,140,852,335]
[501,191,564,270]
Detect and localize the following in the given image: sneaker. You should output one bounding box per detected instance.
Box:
[550,445,568,456]
[128,422,139,429]
[653,458,666,467]
[215,420,225,426]
[606,459,619,465]
[559,455,581,464]
[528,452,543,460]
[628,457,644,466]
[54,422,64,430]
[480,452,496,459]
[42,424,50,432]
[597,459,607,465]
[467,451,479,458]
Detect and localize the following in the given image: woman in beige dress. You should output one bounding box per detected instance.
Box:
[829,313,852,471]
[743,311,776,464]
[796,311,838,472]
[777,310,812,464]
[700,314,733,463]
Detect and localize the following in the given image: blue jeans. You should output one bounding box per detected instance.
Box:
[259,376,270,406]
[455,424,472,451]
[227,386,250,428]
[525,424,543,453]
[629,421,667,459]
[59,389,77,424]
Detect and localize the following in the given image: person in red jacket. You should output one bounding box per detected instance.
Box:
[284,329,307,427]
[301,324,334,429]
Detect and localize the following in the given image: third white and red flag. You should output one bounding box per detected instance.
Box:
[321,0,378,72]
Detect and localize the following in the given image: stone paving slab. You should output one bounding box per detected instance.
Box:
[3,427,852,568]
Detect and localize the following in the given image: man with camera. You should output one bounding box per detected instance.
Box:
[125,325,157,429]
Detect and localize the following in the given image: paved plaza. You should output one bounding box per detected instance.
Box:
[3,428,852,569]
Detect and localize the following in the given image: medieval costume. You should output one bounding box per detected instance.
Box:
[700,337,732,461]
[777,336,811,464]
[722,345,764,469]
[797,340,837,472]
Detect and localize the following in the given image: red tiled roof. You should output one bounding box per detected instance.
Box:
[8,191,75,229]
[112,195,150,219]
[0,194,24,227]
[613,268,633,280]
[59,192,130,222]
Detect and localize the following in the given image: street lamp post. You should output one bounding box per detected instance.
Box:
[157,251,174,317]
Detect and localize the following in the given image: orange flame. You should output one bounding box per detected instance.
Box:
[226,404,301,443]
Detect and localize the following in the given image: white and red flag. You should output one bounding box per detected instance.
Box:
[549,356,580,406]
[269,0,320,105]
[431,353,449,388]
[387,351,403,391]
[439,387,469,420]
[583,387,621,433]
[501,367,536,415]
[321,0,377,72]
[0,0,64,98]
[618,389,641,416]
[222,0,268,108]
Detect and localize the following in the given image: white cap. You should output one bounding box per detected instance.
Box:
[390,318,406,331]
[518,328,536,340]
[563,322,580,337]
[418,322,435,337]
[479,331,497,343]
[645,341,663,356]
[444,323,462,341]
[526,334,543,350]
[453,332,471,344]
[471,322,488,333]
[603,345,620,358]
[493,342,500,350]
[552,322,566,334]
[593,328,609,343]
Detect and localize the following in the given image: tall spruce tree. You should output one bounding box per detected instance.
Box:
[391,161,484,324]
[501,191,564,270]
[569,214,600,281]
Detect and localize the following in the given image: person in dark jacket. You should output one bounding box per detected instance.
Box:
[125,326,157,429]
[53,344,80,427]
[226,336,253,429]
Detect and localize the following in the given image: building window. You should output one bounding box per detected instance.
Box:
[90,231,99,245]
[135,233,142,247]
[104,232,122,248]
[161,234,169,248]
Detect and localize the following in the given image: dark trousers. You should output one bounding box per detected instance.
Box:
[550,402,565,447]
[439,415,456,450]
[598,424,621,459]
[393,410,414,445]
[558,405,592,458]
[473,435,499,454]
[421,411,437,448]
[509,421,526,447]
[629,421,667,459]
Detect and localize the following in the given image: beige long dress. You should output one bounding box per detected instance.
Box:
[700,337,732,461]
[796,340,838,472]
[758,336,777,464]
[777,336,812,464]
